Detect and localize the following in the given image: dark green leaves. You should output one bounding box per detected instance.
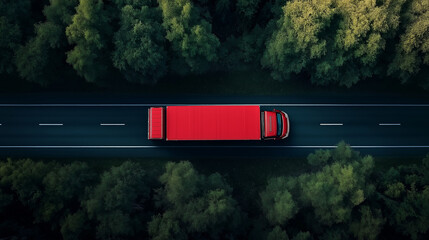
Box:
[260,177,298,225]
[149,161,241,239]
[84,161,149,239]
[0,17,21,74]
[112,0,167,83]
[15,0,78,84]
[349,206,385,240]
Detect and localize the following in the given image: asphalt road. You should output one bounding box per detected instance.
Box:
[0,103,428,158]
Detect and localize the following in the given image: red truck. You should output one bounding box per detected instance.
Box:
[148,105,289,141]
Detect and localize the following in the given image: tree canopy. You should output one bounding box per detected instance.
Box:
[388,0,429,88]
[377,154,429,239]
[65,0,112,83]
[148,161,242,240]
[0,0,31,74]
[262,0,406,87]
[0,0,427,89]
[1,149,429,238]
[84,161,150,239]
[260,176,298,225]
[158,0,220,73]
[259,142,383,239]
[15,0,78,84]
[112,0,167,84]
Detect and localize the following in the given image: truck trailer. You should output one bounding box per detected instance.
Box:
[148,105,289,141]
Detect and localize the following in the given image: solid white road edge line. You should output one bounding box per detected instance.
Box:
[379,123,401,126]
[38,123,63,126]
[100,123,125,126]
[320,123,343,126]
[0,145,428,148]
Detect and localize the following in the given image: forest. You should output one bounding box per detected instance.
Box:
[1,1,429,238]
[0,0,428,89]
[0,143,428,239]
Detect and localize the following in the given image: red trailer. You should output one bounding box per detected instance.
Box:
[148,105,289,141]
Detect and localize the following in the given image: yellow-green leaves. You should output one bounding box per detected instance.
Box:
[262,0,334,81]
[263,0,406,87]
[261,142,375,227]
[384,182,406,198]
[158,0,219,72]
[388,0,429,85]
[66,0,111,83]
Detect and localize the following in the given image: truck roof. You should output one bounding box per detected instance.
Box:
[166,105,261,140]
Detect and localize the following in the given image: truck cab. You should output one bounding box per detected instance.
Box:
[262,110,290,140]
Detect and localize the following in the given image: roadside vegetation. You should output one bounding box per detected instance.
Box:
[1,0,428,90]
[1,143,428,239]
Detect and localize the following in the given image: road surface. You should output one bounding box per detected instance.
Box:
[0,103,428,158]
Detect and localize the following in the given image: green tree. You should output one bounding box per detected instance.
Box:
[262,0,405,87]
[15,0,78,84]
[37,162,95,227]
[378,156,429,239]
[384,186,429,240]
[267,226,289,240]
[65,0,112,83]
[15,22,64,84]
[0,189,12,212]
[0,0,31,74]
[0,17,21,74]
[301,142,374,225]
[0,159,56,208]
[112,0,167,84]
[388,0,429,87]
[0,159,97,239]
[148,161,242,240]
[384,182,405,198]
[236,0,261,19]
[220,24,271,72]
[84,161,150,239]
[158,0,220,72]
[329,0,405,86]
[148,211,186,240]
[319,228,348,240]
[0,0,32,24]
[261,142,375,229]
[60,210,89,240]
[260,177,299,225]
[298,158,373,225]
[261,0,336,81]
[292,232,312,240]
[349,205,385,240]
[307,149,331,166]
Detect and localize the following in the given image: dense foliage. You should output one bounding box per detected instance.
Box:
[0,0,427,88]
[148,161,243,239]
[1,144,429,239]
[262,0,407,87]
[259,142,429,240]
[112,0,167,83]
